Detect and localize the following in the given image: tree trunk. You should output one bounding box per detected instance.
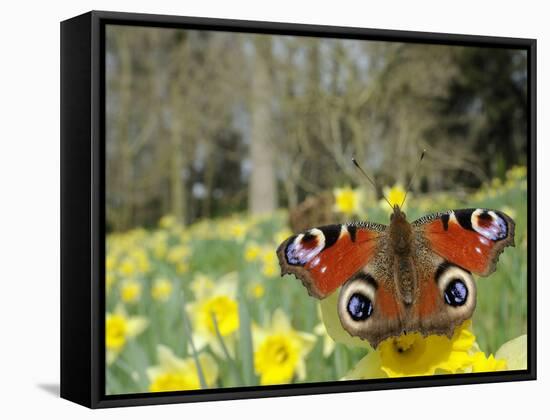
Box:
[117,31,133,231]
[248,36,277,214]
[169,86,186,225]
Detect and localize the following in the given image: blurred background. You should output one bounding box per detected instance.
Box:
[105,25,528,395]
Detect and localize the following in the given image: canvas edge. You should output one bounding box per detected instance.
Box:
[60,11,94,408]
[59,10,537,409]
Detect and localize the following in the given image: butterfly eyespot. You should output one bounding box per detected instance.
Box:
[436,263,476,315]
[470,209,508,241]
[347,293,373,321]
[443,279,468,306]
[338,273,377,329]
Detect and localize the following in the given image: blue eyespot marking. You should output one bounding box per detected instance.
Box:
[473,210,507,240]
[347,293,373,321]
[285,230,325,266]
[444,279,468,306]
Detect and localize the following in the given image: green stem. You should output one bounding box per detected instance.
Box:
[211,312,242,384]
[181,292,208,389]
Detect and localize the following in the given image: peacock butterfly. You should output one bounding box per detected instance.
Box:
[276,160,515,348]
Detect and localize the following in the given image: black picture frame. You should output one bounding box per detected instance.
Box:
[60,10,537,409]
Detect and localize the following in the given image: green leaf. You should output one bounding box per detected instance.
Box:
[211,311,241,384]
[237,278,257,386]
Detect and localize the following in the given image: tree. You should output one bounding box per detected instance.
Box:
[248,36,278,214]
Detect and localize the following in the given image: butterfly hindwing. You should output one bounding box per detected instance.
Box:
[412,208,515,276]
[335,252,478,348]
[276,222,386,299]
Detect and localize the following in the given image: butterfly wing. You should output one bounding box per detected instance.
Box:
[412,208,515,276]
[277,222,386,299]
[336,246,478,348]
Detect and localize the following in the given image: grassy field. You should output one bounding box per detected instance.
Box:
[105,166,527,395]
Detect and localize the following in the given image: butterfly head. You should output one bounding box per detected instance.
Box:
[390,204,407,222]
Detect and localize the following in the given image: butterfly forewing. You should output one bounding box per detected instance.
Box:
[412,208,515,276]
[277,222,386,299]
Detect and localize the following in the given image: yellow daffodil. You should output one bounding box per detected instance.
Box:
[333,186,361,216]
[261,249,278,278]
[470,352,507,373]
[189,220,215,240]
[159,214,178,230]
[129,248,151,274]
[200,296,239,336]
[218,219,249,242]
[320,288,517,379]
[152,278,173,302]
[244,242,262,262]
[147,345,218,392]
[150,231,168,259]
[118,257,137,277]
[106,271,116,292]
[187,273,240,358]
[382,183,407,211]
[165,244,191,274]
[506,165,527,181]
[166,244,191,264]
[248,282,265,299]
[491,177,503,190]
[501,205,517,220]
[190,273,215,300]
[342,321,491,379]
[504,165,527,190]
[109,229,148,259]
[106,254,116,272]
[106,305,148,364]
[275,228,293,245]
[253,308,316,385]
[175,261,189,274]
[377,320,475,377]
[120,279,142,303]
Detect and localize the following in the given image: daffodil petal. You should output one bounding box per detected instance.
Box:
[295,331,317,355]
[197,352,219,386]
[190,333,209,353]
[156,344,188,372]
[323,335,336,358]
[271,308,292,332]
[471,352,507,373]
[295,360,307,381]
[342,351,386,380]
[495,335,527,371]
[126,317,149,338]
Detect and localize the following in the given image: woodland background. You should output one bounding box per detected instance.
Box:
[106,26,528,230]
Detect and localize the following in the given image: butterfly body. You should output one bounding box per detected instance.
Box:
[277,206,515,348]
[388,206,416,305]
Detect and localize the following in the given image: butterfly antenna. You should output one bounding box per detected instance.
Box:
[401,149,426,207]
[352,158,393,210]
